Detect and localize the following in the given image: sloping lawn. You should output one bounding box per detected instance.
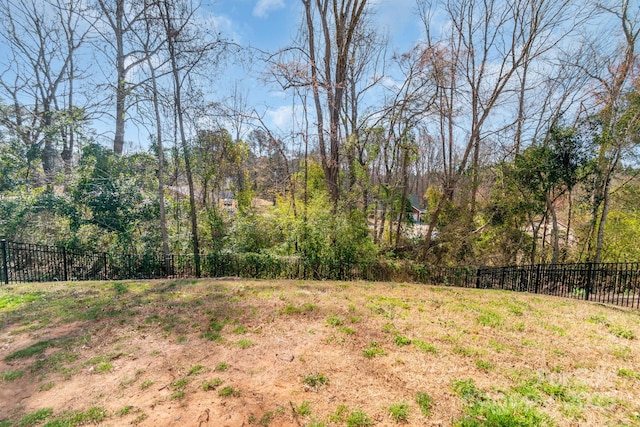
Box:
[1,279,639,426]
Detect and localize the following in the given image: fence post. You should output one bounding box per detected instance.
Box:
[1,239,8,285]
[534,264,541,294]
[62,247,68,282]
[585,262,593,301]
[103,253,108,280]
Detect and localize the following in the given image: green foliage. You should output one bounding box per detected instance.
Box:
[0,369,23,382]
[16,408,53,427]
[452,379,485,402]
[346,409,373,427]
[296,401,312,416]
[71,143,159,251]
[454,396,551,427]
[394,335,412,346]
[413,339,438,354]
[416,391,434,416]
[227,211,285,253]
[218,386,240,397]
[362,342,386,359]
[388,401,410,422]
[302,373,328,390]
[5,340,54,361]
[202,378,224,390]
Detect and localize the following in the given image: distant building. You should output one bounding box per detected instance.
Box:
[409,195,426,223]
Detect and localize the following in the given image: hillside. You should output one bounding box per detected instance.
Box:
[1,279,639,426]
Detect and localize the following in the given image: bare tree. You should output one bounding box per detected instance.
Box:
[153,0,230,276]
[417,0,581,260]
[584,0,640,263]
[0,0,91,185]
[93,0,158,154]
[301,0,370,206]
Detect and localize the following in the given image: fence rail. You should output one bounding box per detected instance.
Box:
[1,240,638,310]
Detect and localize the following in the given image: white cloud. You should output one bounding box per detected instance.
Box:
[253,0,286,18]
[266,105,294,128]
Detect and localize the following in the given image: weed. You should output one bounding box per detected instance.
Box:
[296,401,311,416]
[188,364,206,376]
[281,305,301,315]
[612,345,633,360]
[215,362,229,371]
[117,405,134,416]
[618,368,640,380]
[208,319,225,333]
[338,326,355,335]
[1,370,23,382]
[591,394,617,407]
[394,335,412,346]
[113,282,128,295]
[218,386,240,397]
[46,407,107,426]
[452,346,476,357]
[452,379,485,402]
[475,360,494,371]
[328,404,348,423]
[5,340,54,361]
[413,339,438,354]
[236,339,254,349]
[140,380,154,390]
[382,322,396,333]
[609,325,635,340]
[477,311,503,328]
[588,314,608,325]
[233,325,248,334]
[388,401,410,422]
[15,408,53,426]
[454,395,550,427]
[202,378,224,391]
[549,325,567,336]
[39,382,55,391]
[170,378,189,389]
[257,411,274,426]
[326,315,345,326]
[301,303,316,312]
[306,419,326,427]
[95,362,113,373]
[416,391,434,416]
[362,342,386,359]
[132,414,148,425]
[346,409,373,427]
[302,373,328,390]
[171,390,186,400]
[201,331,222,341]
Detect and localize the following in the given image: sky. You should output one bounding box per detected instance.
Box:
[200,0,423,138]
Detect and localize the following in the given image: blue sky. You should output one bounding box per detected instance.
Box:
[204,0,423,135]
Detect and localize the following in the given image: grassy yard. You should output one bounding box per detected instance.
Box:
[0,279,639,426]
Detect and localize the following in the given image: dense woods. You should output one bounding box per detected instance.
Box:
[1,0,640,269]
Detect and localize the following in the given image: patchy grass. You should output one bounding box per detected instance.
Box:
[302,373,329,390]
[416,391,434,416]
[388,401,410,422]
[0,279,639,426]
[362,342,386,359]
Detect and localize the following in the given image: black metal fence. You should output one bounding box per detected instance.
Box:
[1,240,639,309]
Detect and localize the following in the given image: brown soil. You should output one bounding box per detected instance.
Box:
[1,279,639,426]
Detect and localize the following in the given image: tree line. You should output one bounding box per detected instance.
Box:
[1,0,639,270]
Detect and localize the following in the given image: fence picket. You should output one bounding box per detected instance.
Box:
[1,240,639,310]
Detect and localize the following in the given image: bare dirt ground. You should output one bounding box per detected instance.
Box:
[1,279,639,426]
